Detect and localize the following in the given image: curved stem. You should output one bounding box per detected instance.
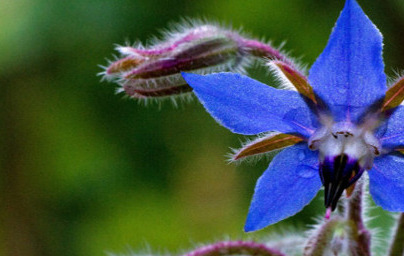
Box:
[388,213,404,256]
[182,241,286,256]
[241,39,286,60]
[240,39,298,69]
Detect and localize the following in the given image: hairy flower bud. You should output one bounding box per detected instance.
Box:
[101,22,290,101]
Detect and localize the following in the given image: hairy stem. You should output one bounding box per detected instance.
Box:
[388,213,404,256]
[241,39,295,66]
[182,241,286,256]
[346,180,371,256]
[303,217,344,256]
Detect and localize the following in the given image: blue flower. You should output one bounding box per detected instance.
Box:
[182,0,404,232]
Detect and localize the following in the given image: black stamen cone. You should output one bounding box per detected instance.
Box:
[320,154,364,211]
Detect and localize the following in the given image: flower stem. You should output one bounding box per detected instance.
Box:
[346,180,371,256]
[182,241,286,256]
[241,39,284,59]
[303,217,344,256]
[240,39,296,67]
[388,213,404,256]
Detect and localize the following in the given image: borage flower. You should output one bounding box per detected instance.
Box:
[182,0,404,232]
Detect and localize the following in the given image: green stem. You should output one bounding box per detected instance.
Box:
[388,213,404,256]
[303,217,344,256]
[346,180,371,256]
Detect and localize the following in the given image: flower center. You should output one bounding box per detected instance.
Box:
[308,122,381,210]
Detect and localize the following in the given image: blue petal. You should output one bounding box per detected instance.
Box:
[182,72,317,137]
[368,154,404,211]
[309,0,386,122]
[376,106,404,149]
[244,143,321,232]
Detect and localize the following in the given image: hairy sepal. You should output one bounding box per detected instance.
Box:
[231,132,304,161]
[269,60,317,104]
[382,76,404,112]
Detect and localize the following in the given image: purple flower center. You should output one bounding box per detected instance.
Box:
[309,121,381,210]
[320,154,364,210]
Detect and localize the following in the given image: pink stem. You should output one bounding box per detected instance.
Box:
[183,241,286,256]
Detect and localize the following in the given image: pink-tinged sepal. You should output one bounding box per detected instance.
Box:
[123,83,192,99]
[269,60,336,128]
[122,74,193,99]
[105,56,145,76]
[124,37,241,80]
[118,25,234,57]
[232,133,304,161]
[382,76,404,112]
[269,60,317,104]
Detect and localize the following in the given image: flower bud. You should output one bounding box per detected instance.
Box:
[101,23,292,101]
[124,36,241,80]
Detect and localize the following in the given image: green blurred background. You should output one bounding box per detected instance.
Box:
[2,0,404,255]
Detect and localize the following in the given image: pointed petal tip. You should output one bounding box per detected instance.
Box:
[180,71,192,79]
[243,227,259,233]
[344,0,360,10]
[181,71,201,80]
[243,217,265,233]
[181,72,201,89]
[243,224,254,233]
[309,0,385,122]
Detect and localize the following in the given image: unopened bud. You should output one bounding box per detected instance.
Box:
[124,36,241,80]
[101,22,292,101]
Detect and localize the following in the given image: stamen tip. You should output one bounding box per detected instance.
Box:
[325,207,332,220]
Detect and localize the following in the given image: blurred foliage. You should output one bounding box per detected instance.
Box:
[1,0,404,256]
